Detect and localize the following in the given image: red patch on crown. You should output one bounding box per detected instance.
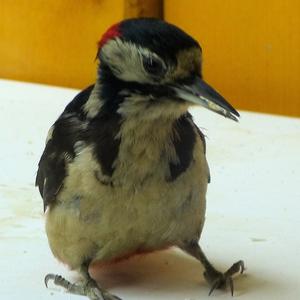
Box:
[98,22,121,49]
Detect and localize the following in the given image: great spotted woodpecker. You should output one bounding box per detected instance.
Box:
[36,18,243,300]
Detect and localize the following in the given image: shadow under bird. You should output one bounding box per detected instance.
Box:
[36,18,244,300]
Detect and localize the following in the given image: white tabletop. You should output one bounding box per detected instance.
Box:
[0,79,300,300]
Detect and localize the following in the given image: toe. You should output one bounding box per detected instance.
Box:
[208,278,223,296]
[228,276,234,296]
[90,288,122,300]
[102,291,123,300]
[204,260,245,296]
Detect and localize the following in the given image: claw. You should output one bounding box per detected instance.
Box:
[239,260,245,274]
[225,260,245,276]
[44,273,57,288]
[228,277,234,296]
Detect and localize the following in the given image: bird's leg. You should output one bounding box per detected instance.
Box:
[44,263,122,300]
[180,241,244,296]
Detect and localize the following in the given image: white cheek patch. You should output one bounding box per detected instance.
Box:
[101,39,155,83]
[83,82,103,119]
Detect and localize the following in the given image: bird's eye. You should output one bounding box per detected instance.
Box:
[142,56,166,77]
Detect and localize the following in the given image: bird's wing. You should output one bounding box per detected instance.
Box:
[36,85,94,211]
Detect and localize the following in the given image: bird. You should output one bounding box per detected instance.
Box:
[36,18,244,300]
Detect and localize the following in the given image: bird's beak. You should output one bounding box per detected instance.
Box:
[171,76,240,121]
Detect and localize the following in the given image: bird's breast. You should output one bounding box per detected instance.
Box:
[45,115,209,268]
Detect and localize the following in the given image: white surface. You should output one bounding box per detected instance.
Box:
[0,79,300,299]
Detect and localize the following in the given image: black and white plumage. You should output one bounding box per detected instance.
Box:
[36,18,243,300]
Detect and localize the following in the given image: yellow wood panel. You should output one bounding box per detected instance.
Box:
[124,0,163,18]
[0,1,123,88]
[165,0,300,116]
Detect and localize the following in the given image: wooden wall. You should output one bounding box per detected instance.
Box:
[0,1,123,88]
[0,1,299,116]
[165,0,300,117]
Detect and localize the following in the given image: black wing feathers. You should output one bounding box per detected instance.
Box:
[36,85,94,211]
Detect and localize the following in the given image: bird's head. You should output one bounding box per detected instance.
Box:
[97,18,239,121]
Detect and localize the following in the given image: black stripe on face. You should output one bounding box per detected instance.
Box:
[168,113,196,181]
[99,63,177,112]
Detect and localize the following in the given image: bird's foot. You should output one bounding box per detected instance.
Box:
[204,260,245,296]
[45,274,122,300]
